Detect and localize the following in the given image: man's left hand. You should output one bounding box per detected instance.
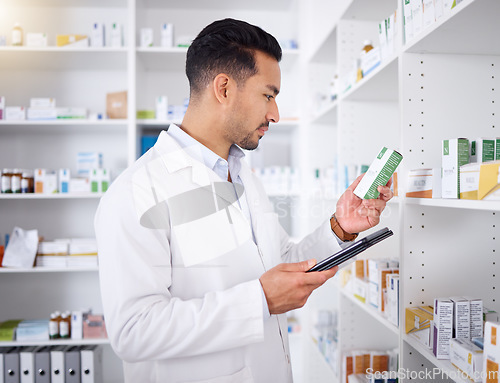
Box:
[335,174,394,235]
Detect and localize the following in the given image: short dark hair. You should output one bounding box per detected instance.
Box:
[186,18,282,97]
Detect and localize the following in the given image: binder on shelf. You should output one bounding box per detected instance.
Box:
[20,346,36,383]
[81,346,103,383]
[5,347,20,383]
[34,346,50,383]
[64,346,81,383]
[50,346,66,383]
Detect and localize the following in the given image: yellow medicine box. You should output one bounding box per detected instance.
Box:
[56,34,88,47]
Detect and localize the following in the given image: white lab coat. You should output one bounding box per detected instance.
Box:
[95,130,341,383]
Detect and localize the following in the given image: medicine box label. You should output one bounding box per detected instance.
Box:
[354,147,402,199]
[442,138,469,198]
[433,298,453,359]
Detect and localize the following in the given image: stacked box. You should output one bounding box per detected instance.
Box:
[483,322,500,383]
[433,298,454,359]
[450,297,470,339]
[442,138,469,198]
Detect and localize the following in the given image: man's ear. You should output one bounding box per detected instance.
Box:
[213,73,233,105]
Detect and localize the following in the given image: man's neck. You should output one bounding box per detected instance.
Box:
[179,109,231,160]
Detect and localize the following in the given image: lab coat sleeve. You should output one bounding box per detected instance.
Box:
[279,219,342,264]
[95,177,265,363]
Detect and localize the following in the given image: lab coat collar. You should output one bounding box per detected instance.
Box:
[153,129,245,212]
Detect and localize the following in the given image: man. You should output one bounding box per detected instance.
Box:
[95,18,393,383]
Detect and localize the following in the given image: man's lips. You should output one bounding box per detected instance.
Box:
[257,125,269,134]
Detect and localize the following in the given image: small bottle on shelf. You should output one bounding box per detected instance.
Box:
[11,169,22,193]
[60,311,71,338]
[1,169,13,193]
[21,170,34,193]
[12,23,23,46]
[49,311,60,339]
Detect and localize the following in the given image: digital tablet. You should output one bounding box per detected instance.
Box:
[307,227,393,272]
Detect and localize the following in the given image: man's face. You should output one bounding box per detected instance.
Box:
[224,50,281,150]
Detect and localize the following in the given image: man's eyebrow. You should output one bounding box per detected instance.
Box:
[266,85,280,96]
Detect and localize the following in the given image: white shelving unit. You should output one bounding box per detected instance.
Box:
[299,0,500,383]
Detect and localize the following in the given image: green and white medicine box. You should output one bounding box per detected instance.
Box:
[354,147,402,200]
[470,138,495,163]
[442,138,469,199]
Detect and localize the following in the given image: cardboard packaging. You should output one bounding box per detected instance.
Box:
[26,33,48,47]
[406,168,442,198]
[442,138,469,198]
[56,107,86,119]
[56,34,89,47]
[34,168,46,193]
[484,307,499,324]
[450,338,483,382]
[496,138,500,160]
[27,108,57,120]
[6,106,26,120]
[433,298,454,359]
[0,96,5,119]
[483,322,500,383]
[160,23,174,47]
[156,95,168,121]
[406,306,433,348]
[403,0,414,43]
[386,274,399,326]
[77,152,102,178]
[478,161,500,200]
[460,163,480,199]
[106,91,127,119]
[91,23,105,47]
[368,259,389,309]
[354,147,403,199]
[58,169,70,193]
[360,46,381,77]
[110,23,123,47]
[463,297,484,339]
[90,169,110,193]
[471,138,496,163]
[69,178,90,193]
[422,0,436,29]
[412,0,424,37]
[450,297,470,339]
[30,98,56,108]
[140,28,153,47]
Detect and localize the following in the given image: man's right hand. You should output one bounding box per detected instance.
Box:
[259,260,338,315]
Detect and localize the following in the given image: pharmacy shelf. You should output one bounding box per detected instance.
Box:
[6,0,125,7]
[404,0,500,55]
[342,0,399,21]
[340,288,399,336]
[404,197,500,212]
[0,267,98,273]
[136,47,300,71]
[341,54,399,102]
[311,100,338,125]
[403,335,469,383]
[0,193,103,200]
[0,120,127,126]
[0,47,128,71]
[137,119,180,127]
[306,337,338,381]
[0,338,109,347]
[138,0,293,10]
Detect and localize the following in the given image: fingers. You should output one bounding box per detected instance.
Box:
[279,259,317,272]
[377,185,394,201]
[347,173,365,192]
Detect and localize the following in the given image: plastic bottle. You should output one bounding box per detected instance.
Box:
[49,312,60,339]
[11,169,22,193]
[21,170,34,193]
[1,169,13,193]
[361,40,374,55]
[60,311,71,338]
[12,23,23,46]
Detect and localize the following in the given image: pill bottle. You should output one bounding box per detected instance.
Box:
[21,170,34,193]
[11,169,22,193]
[361,40,374,56]
[49,311,60,339]
[12,23,23,46]
[1,169,12,193]
[60,311,71,338]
